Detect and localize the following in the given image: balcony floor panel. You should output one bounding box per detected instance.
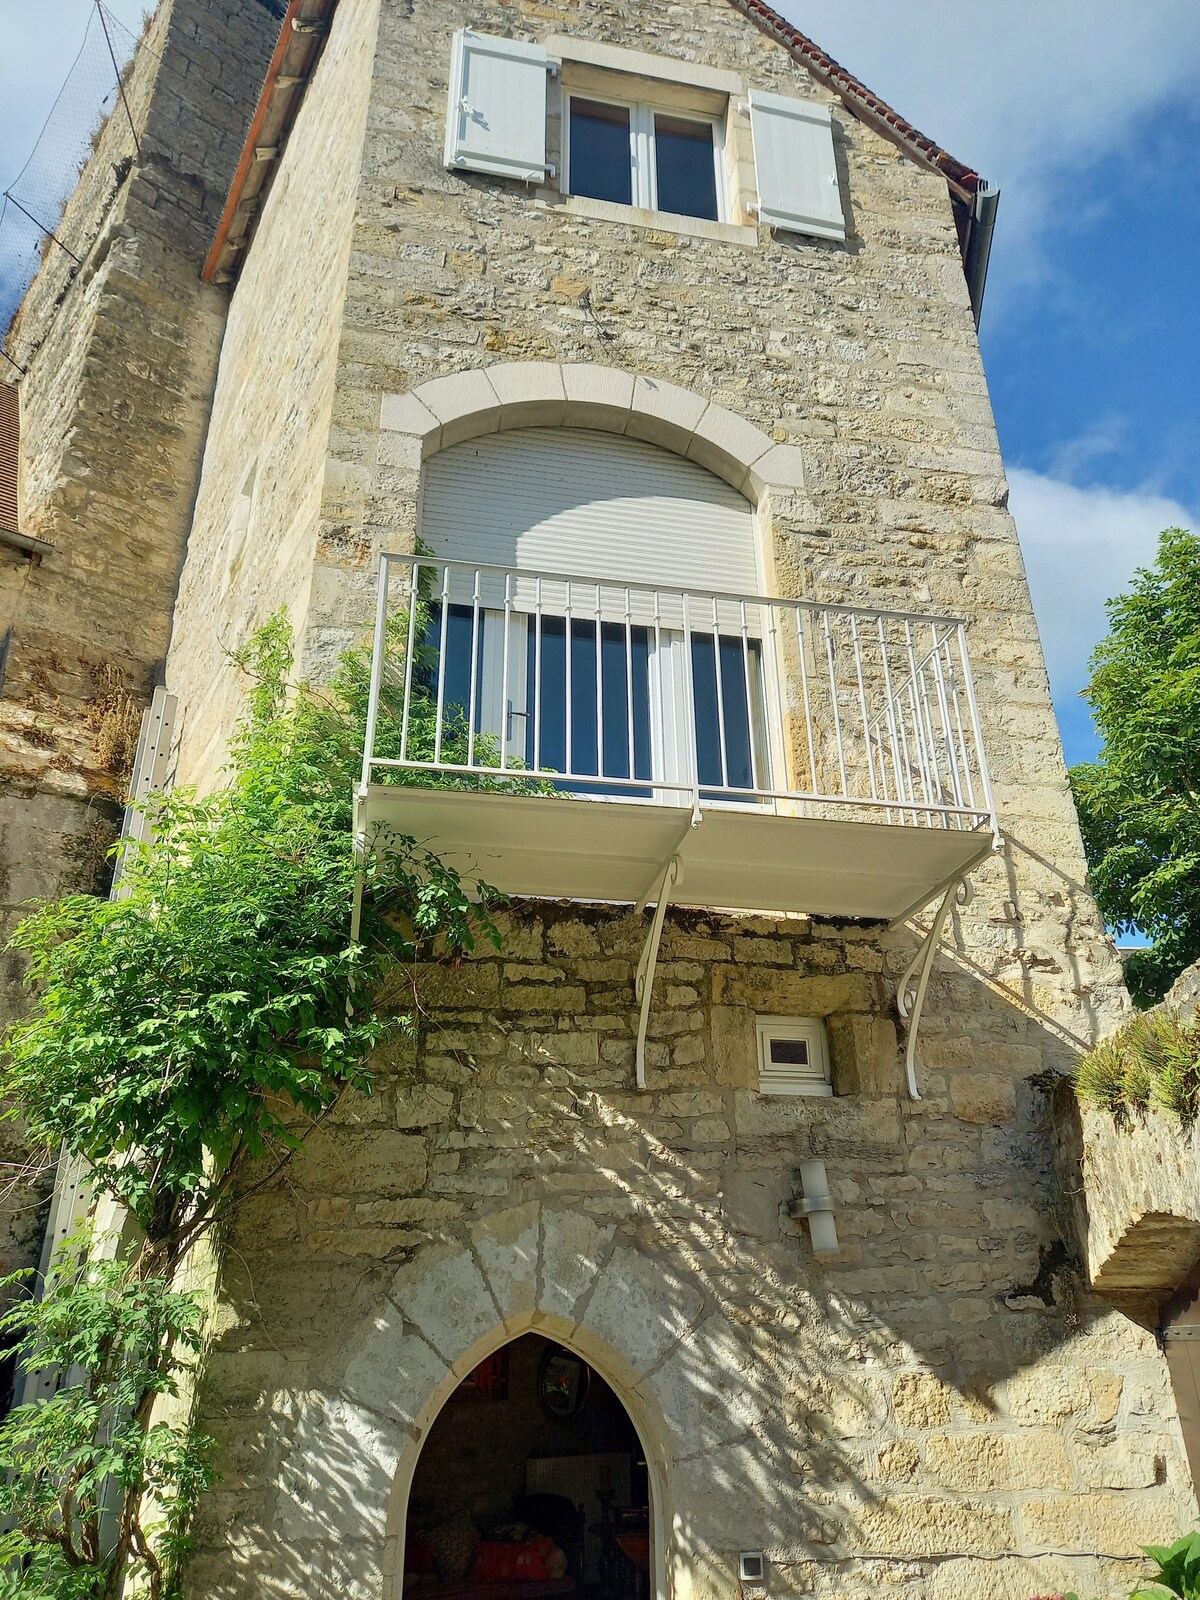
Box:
[362,784,991,921]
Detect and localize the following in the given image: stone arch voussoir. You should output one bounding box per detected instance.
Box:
[287,1203,737,1600]
[379,361,805,501]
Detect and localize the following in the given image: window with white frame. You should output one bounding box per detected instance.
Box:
[756,1017,832,1097]
[564,95,724,222]
[418,427,776,804]
[442,28,847,243]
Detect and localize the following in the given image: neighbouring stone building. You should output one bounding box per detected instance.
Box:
[4,1,1199,1597]
[0,0,282,1366]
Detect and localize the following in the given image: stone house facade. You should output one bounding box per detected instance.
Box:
[4,1,1198,1597]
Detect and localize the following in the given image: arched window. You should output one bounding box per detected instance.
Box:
[419,427,771,801]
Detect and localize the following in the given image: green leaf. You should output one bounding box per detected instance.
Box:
[0,608,506,1595]
[1069,527,1200,1007]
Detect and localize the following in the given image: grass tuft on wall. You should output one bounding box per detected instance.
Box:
[1075,1008,1200,1125]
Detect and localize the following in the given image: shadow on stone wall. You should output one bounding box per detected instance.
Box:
[185,901,1192,1600]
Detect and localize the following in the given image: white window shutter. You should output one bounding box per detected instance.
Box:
[748,90,845,240]
[444,29,549,183]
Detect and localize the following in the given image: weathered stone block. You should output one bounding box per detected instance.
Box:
[539,1207,614,1325]
[892,1372,953,1429]
[583,1243,705,1380]
[949,1071,1017,1124]
[924,1430,1072,1492]
[561,363,635,430]
[487,360,567,428]
[854,1496,1014,1556]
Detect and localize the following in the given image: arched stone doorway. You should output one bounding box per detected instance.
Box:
[365,1208,690,1600]
[403,1331,653,1600]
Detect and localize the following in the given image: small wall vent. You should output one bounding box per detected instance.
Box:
[739,1552,766,1585]
[756,1016,831,1097]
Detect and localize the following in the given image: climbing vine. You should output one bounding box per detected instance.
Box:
[0,613,499,1597]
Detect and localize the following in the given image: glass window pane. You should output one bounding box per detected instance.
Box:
[769,1038,810,1067]
[569,99,632,205]
[654,114,718,220]
[422,604,483,761]
[526,617,652,797]
[691,634,762,797]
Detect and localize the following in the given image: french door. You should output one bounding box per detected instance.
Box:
[430,603,771,803]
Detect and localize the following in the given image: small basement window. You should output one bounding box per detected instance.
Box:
[756,1017,831,1097]
[565,94,724,222]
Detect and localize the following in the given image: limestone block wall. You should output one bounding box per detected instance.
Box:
[166,0,383,788]
[189,907,1194,1600]
[1056,961,1200,1312]
[0,0,278,1320]
[3,0,278,801]
[171,0,1130,1045]
[154,0,1198,1593]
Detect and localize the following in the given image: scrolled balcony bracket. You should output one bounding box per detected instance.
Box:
[635,854,683,1092]
[895,872,974,1102]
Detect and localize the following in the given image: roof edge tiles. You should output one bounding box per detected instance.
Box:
[725,0,983,200]
[206,0,985,288]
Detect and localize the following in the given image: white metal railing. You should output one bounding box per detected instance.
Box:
[361,553,998,835]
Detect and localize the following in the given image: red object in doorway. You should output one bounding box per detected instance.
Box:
[470,1536,563,1584]
[454,1349,510,1401]
[615,1533,650,1574]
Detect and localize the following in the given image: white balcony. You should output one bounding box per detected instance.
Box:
[357,554,999,923]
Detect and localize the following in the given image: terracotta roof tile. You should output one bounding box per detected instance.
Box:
[0,384,19,533]
[725,0,983,199]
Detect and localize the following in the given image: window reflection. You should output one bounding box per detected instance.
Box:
[654,114,719,221]
[568,99,633,206]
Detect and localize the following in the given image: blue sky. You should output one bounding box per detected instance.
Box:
[3,1,1199,769]
[778,1,1200,768]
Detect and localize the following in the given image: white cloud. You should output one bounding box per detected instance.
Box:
[1007,467,1195,712]
[774,1,1200,288]
[1043,417,1127,484]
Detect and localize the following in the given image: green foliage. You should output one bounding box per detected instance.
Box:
[1076,1008,1200,1125]
[0,1247,210,1600]
[4,612,497,1237]
[1069,528,1200,1006]
[1130,1531,1200,1599]
[0,611,501,1596]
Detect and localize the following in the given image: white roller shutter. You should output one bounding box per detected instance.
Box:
[749,90,845,241]
[444,30,549,183]
[421,427,759,595]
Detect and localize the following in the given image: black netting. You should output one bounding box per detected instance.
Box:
[1,4,142,356]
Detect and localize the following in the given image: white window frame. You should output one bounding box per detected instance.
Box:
[756,1017,832,1098]
[461,607,775,805]
[562,90,727,223]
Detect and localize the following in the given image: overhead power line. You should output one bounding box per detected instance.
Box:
[0,3,143,356]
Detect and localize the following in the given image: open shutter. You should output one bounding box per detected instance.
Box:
[444,29,549,183]
[748,90,845,240]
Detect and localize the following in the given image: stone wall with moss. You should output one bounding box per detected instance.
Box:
[1056,960,1200,1315]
